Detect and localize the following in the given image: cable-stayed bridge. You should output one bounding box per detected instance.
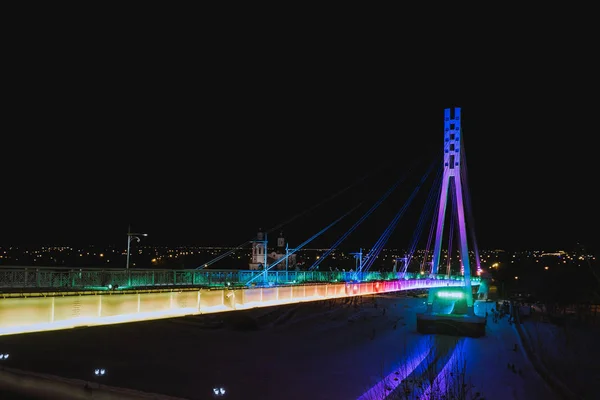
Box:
[0,107,486,337]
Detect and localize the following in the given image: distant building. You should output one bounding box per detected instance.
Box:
[249,229,297,270]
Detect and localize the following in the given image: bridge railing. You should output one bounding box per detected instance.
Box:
[0,267,480,291]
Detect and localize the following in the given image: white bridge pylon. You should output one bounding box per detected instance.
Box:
[429,107,480,315]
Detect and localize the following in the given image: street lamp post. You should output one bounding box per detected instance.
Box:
[350,248,363,280]
[285,245,300,283]
[126,226,147,270]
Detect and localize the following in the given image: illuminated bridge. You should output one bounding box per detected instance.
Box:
[0,267,479,336]
[1,107,486,338]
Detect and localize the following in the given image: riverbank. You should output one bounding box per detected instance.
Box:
[516,310,600,399]
[1,293,559,399]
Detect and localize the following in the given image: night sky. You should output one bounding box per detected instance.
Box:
[3,24,598,254]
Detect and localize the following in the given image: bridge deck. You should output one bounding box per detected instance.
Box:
[0,271,479,337]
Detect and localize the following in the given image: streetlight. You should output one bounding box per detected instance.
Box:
[126,226,147,269]
[285,244,295,282]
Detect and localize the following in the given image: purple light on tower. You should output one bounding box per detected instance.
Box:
[430,107,474,313]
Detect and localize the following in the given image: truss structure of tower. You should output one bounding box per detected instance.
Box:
[430,107,475,311]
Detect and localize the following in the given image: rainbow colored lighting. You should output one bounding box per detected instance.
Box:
[430,108,475,310]
[0,278,478,337]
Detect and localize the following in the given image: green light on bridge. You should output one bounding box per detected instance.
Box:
[437,291,464,299]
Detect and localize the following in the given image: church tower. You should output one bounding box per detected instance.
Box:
[277,231,285,254]
[249,229,268,270]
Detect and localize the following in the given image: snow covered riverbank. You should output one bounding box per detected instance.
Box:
[1,293,560,399]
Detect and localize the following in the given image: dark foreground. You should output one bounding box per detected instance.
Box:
[0,293,560,400]
[2,392,38,399]
[2,293,417,399]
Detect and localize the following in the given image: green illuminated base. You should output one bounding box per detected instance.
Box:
[416,312,486,337]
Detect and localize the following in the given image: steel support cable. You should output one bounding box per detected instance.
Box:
[460,140,481,273]
[447,182,458,276]
[308,170,411,271]
[265,161,390,236]
[420,221,436,274]
[421,170,442,274]
[195,242,251,269]
[196,161,382,270]
[405,163,443,269]
[244,203,361,286]
[361,185,420,273]
[362,179,422,273]
[362,163,434,272]
[404,169,439,269]
[409,170,439,260]
[361,178,419,272]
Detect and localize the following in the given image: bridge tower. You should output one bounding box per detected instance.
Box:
[429,107,475,315]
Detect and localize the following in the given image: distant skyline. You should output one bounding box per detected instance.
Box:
[0,244,593,254]
[3,35,598,254]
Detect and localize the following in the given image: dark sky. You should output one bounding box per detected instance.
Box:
[2,20,598,253]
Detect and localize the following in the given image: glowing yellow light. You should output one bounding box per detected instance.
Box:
[0,278,481,337]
